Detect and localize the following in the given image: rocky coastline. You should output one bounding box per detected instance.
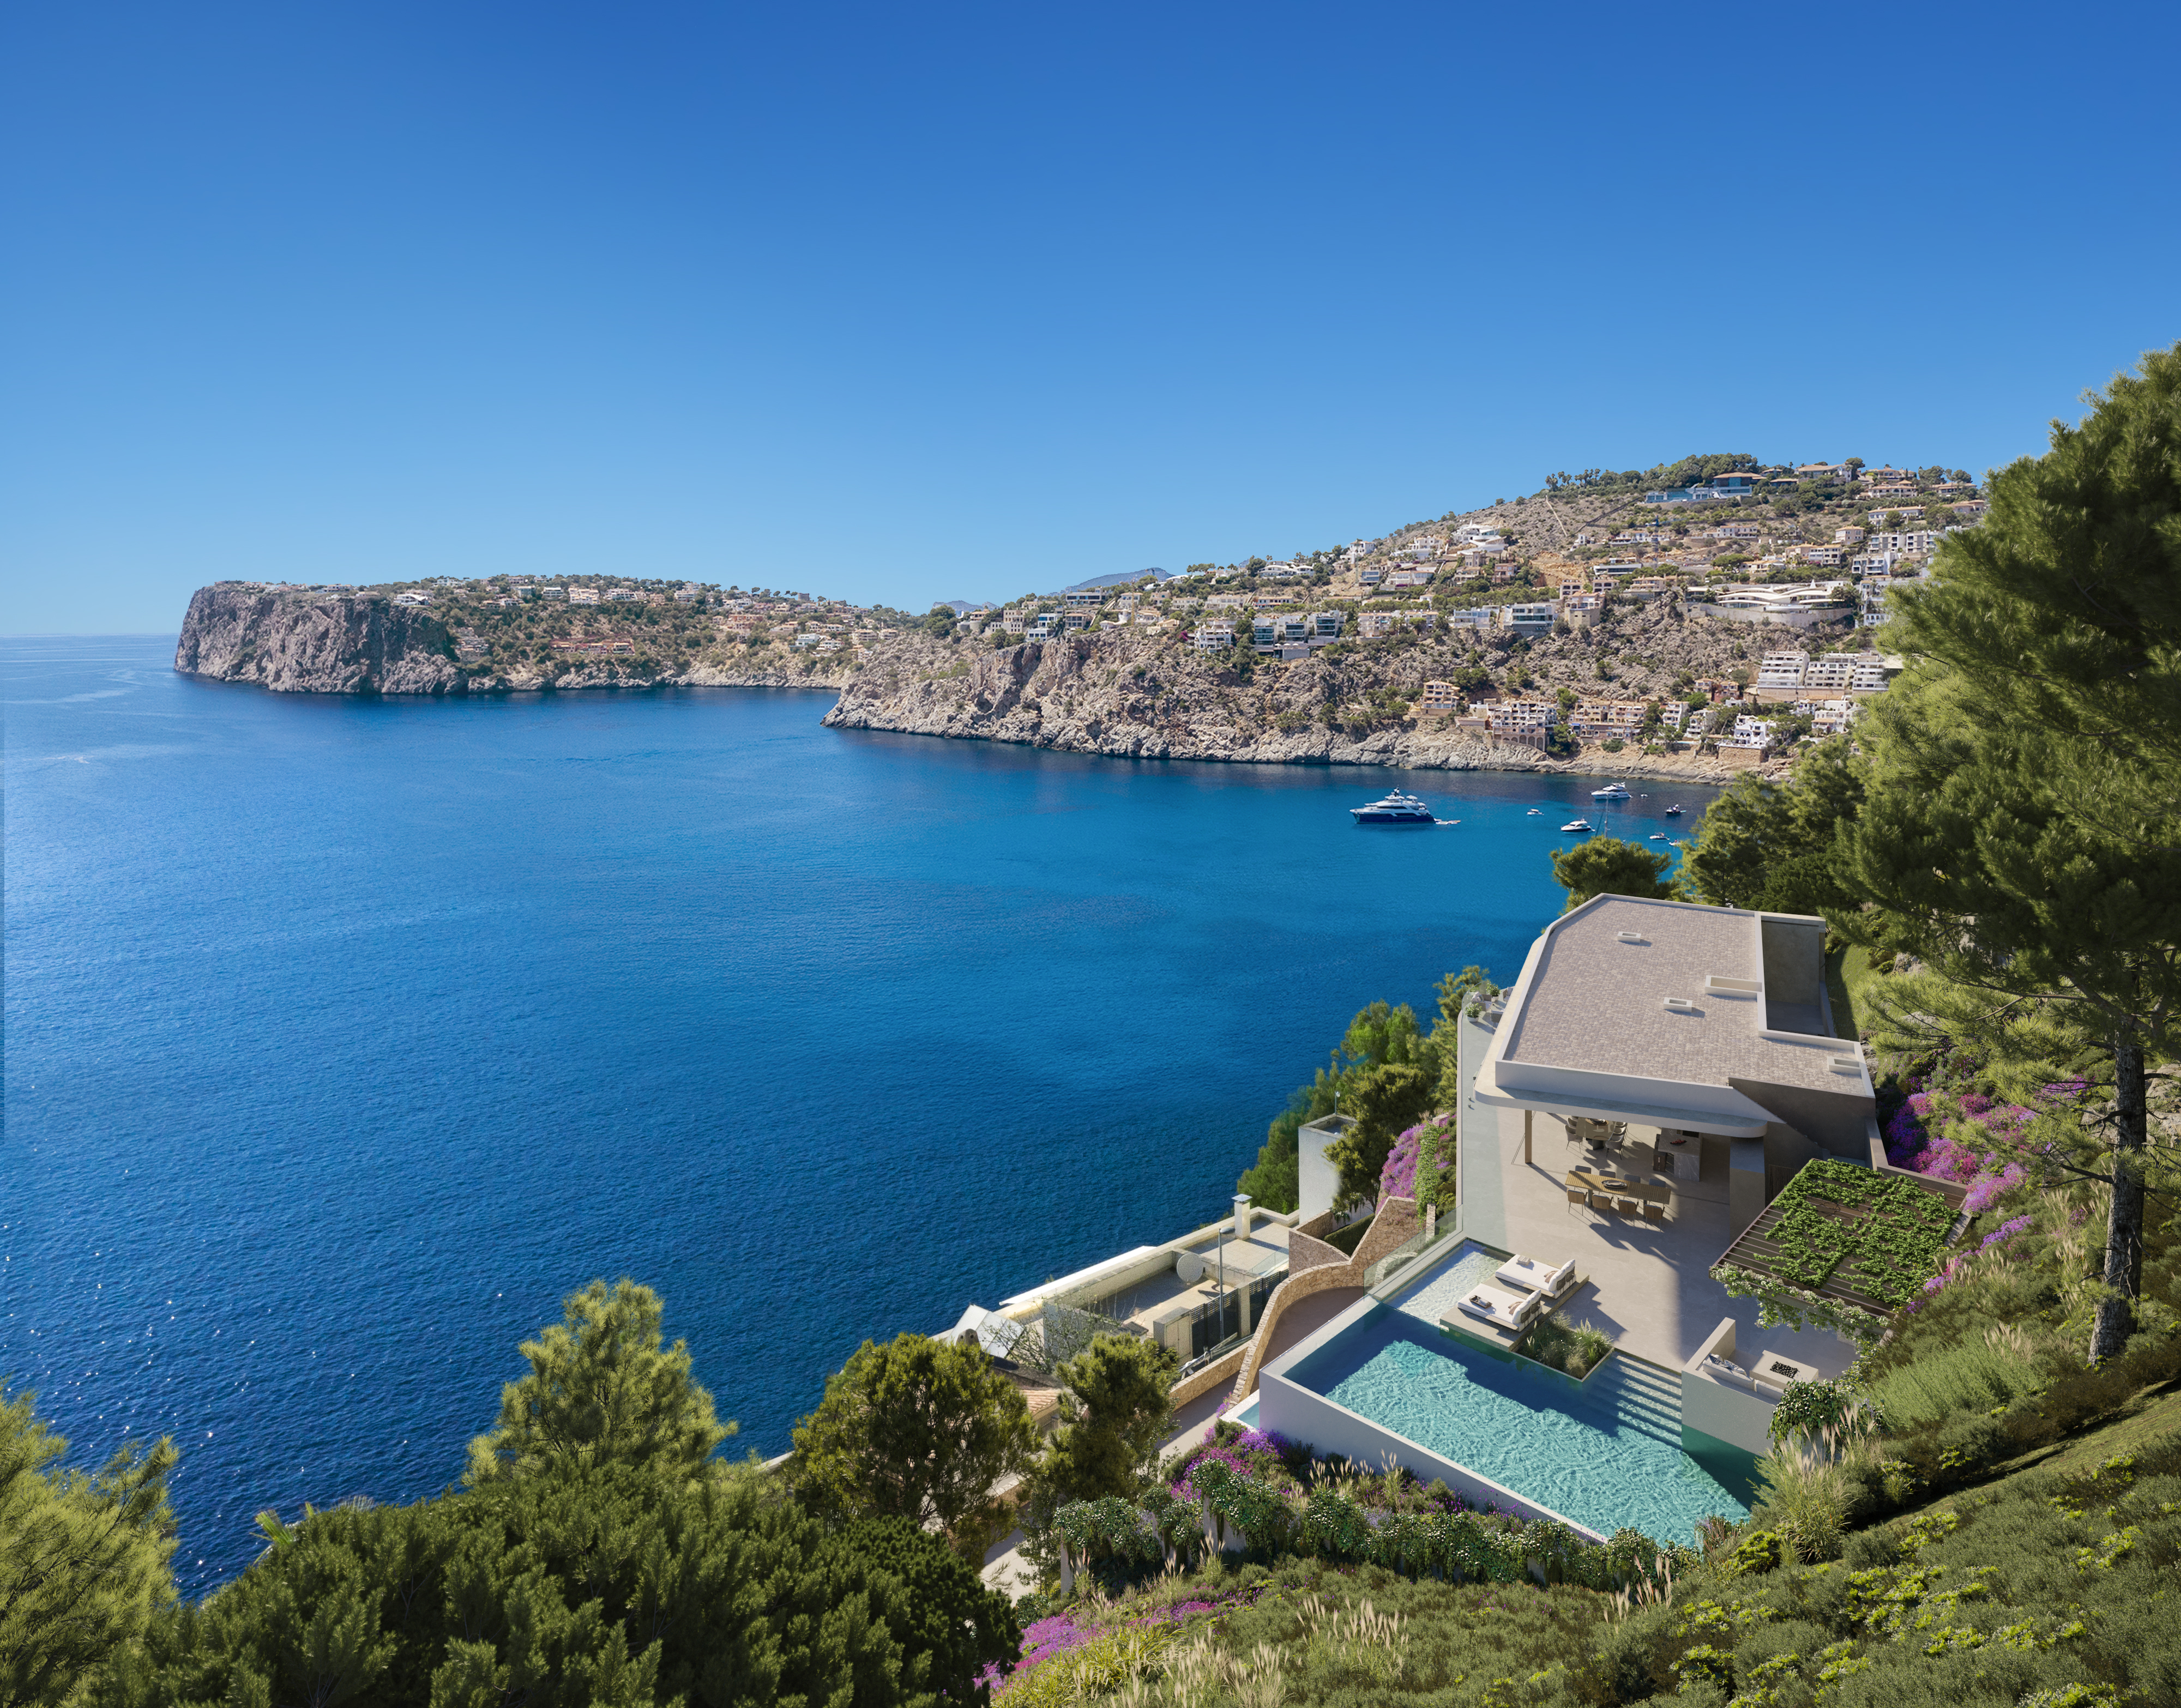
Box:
[172,584,854,695]
[175,582,1800,786]
[823,621,1793,784]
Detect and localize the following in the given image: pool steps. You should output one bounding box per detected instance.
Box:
[1576,1355,1684,1450]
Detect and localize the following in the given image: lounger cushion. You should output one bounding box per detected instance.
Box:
[1456,1283,1543,1331]
[1495,1256,1576,1295]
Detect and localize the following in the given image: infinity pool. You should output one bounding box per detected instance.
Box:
[1278,1246,1757,1546]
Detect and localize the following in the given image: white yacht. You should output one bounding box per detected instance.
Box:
[1351,790,1435,824]
[1560,818,1594,833]
[1590,783,1631,801]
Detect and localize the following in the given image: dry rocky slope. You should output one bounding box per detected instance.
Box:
[174,584,853,694]
[826,599,1834,781]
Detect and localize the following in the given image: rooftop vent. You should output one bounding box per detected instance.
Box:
[1704,975,1761,998]
[1663,997,1700,1014]
[1829,1055,1864,1075]
[1616,931,1648,944]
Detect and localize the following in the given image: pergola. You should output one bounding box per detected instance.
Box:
[1709,1172,1964,1324]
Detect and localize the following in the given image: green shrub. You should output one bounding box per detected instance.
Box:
[110,1464,939,1708]
[1731,1529,1781,1574]
[1524,1314,1611,1380]
[1864,1336,2043,1427]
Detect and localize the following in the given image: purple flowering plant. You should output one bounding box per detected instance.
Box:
[1879,1078,2085,1213]
[1380,1112,1454,1202]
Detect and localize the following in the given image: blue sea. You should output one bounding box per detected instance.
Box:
[3,634,1721,1591]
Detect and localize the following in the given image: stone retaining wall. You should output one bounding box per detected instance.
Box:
[1168,1342,1250,1409]
[1228,1198,1420,1403]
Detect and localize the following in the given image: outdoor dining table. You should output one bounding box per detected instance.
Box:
[1567,1167,1671,1205]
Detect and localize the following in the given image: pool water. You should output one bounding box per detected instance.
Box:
[1284,1245,1756,1545]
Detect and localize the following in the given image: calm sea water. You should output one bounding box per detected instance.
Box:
[3,635,1721,1591]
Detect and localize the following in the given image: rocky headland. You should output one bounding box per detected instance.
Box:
[173,583,854,695]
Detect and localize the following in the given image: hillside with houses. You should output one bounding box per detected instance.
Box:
[826,455,1972,775]
[173,455,1969,777]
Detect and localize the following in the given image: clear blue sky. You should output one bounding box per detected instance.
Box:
[5,2,2177,632]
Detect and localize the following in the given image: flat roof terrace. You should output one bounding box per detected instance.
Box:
[1484,895,1872,1135]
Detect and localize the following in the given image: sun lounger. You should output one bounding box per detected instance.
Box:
[1455,1283,1544,1332]
[1495,1254,1577,1297]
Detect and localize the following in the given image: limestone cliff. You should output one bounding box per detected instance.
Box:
[173,583,855,695]
[176,584,467,694]
[826,608,1806,782]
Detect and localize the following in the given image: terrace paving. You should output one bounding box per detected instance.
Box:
[1457,1013,1852,1380]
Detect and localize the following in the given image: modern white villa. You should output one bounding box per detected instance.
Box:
[965,894,1966,1576]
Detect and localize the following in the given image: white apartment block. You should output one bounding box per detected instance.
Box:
[1756,652,1809,689]
[1835,526,1866,545]
[1488,699,1558,733]
[1874,530,1939,554]
[1419,680,1460,714]
[1730,715,1776,746]
[1798,697,1858,735]
[1190,623,1237,652]
[1570,699,1652,737]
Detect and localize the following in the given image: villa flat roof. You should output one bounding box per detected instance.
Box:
[1482,896,1869,1131]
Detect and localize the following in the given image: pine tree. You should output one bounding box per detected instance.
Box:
[1842,344,2181,1363]
[0,1390,178,1708]
[1678,740,1865,915]
[1038,1335,1178,1506]
[788,1333,1037,1562]
[465,1279,734,1486]
[1548,834,1672,910]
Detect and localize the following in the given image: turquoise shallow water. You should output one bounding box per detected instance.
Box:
[4,636,1721,1590]
[1292,1249,1754,1544]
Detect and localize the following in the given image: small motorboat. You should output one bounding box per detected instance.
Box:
[1664,804,1683,816]
[1649,832,1667,841]
[1560,818,1594,833]
[1526,807,1543,816]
